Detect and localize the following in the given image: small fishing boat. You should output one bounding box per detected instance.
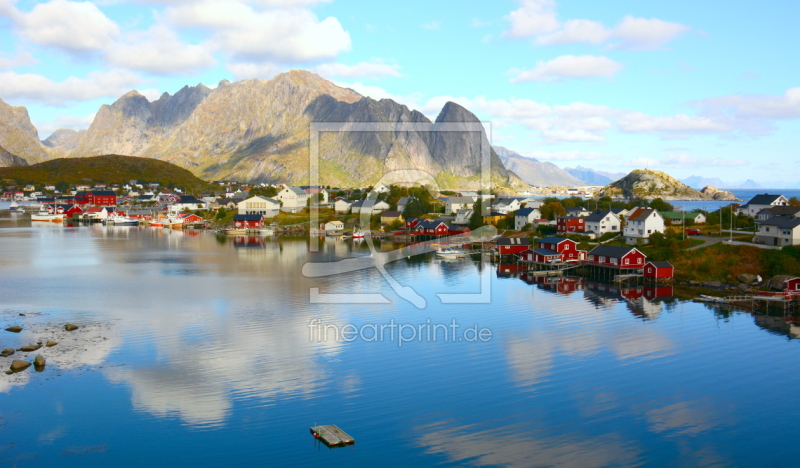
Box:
[150,218,164,227]
[225,228,247,235]
[8,200,22,213]
[352,229,365,239]
[258,228,275,236]
[31,206,65,222]
[435,247,466,258]
[103,214,139,226]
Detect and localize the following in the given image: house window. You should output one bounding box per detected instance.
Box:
[637,258,642,264]
[624,258,629,265]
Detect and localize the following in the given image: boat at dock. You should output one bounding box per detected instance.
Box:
[30,207,65,222]
[8,200,22,213]
[310,425,355,447]
[352,229,365,239]
[224,228,247,235]
[435,247,467,258]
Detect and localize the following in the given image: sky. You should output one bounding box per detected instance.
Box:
[0,0,798,184]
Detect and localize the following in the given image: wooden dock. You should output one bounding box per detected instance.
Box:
[310,425,355,447]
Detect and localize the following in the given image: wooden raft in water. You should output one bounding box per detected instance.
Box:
[310,425,355,447]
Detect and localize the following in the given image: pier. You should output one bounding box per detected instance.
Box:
[310,425,355,447]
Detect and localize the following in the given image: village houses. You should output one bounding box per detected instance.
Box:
[275,186,310,213]
[623,208,665,244]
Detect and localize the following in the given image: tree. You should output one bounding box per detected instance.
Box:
[648,198,674,212]
[469,199,484,230]
[540,202,566,220]
[789,196,800,206]
[403,197,425,219]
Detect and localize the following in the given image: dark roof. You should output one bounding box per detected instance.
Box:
[532,248,560,256]
[588,245,638,258]
[497,237,531,245]
[516,207,538,216]
[381,211,403,217]
[176,195,203,203]
[609,208,626,214]
[233,214,263,221]
[566,207,589,213]
[540,236,571,245]
[747,193,785,205]
[647,261,674,268]
[557,215,584,220]
[758,215,800,229]
[585,210,614,222]
[767,206,800,216]
[87,190,116,196]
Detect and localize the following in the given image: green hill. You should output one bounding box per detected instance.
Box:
[0,155,214,194]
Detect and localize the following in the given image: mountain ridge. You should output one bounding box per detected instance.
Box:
[493,146,586,187]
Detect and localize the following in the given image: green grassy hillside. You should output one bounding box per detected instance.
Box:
[0,155,213,193]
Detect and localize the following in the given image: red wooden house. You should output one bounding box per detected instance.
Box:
[497,237,531,255]
[586,245,646,269]
[232,214,264,229]
[405,218,422,231]
[177,213,204,224]
[784,277,800,291]
[415,219,450,237]
[55,204,83,218]
[75,190,117,206]
[557,216,585,234]
[643,261,674,279]
[520,236,586,264]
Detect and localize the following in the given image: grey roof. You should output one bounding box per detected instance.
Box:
[539,236,570,245]
[647,261,674,268]
[588,245,638,258]
[585,210,614,222]
[447,196,474,204]
[532,248,560,256]
[747,193,785,205]
[767,206,800,216]
[566,207,589,213]
[285,186,307,195]
[758,215,800,229]
[497,237,531,245]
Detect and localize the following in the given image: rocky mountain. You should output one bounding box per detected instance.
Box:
[494,146,586,187]
[736,179,762,189]
[700,186,740,201]
[601,169,728,200]
[42,128,87,151]
[564,166,625,186]
[0,145,28,167]
[0,98,48,163]
[38,70,524,189]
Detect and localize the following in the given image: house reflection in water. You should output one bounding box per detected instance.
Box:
[501,265,675,319]
[232,235,265,248]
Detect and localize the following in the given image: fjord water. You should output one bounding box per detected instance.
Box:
[2,217,800,467]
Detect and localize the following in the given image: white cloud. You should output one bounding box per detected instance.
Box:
[503,2,689,50]
[503,0,559,38]
[541,129,604,142]
[421,21,440,31]
[634,153,748,169]
[166,1,351,62]
[612,16,690,50]
[0,69,142,105]
[536,19,610,45]
[617,112,729,134]
[509,55,622,82]
[628,157,659,168]
[107,25,216,75]
[696,87,800,120]
[0,51,37,70]
[527,150,608,161]
[6,0,120,52]
[226,61,284,80]
[314,61,401,79]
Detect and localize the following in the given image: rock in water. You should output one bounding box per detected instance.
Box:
[33,355,45,368]
[4,326,22,333]
[10,360,31,372]
[1,348,14,357]
[701,186,740,201]
[64,324,79,331]
[18,344,42,352]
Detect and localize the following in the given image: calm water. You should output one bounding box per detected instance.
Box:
[2,213,800,467]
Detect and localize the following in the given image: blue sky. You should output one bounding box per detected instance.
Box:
[1,0,798,183]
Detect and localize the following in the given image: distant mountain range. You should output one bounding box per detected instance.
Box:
[563,166,625,186]
[494,146,587,187]
[0,70,526,190]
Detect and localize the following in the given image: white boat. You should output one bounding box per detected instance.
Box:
[225,228,247,235]
[104,214,139,226]
[352,229,365,239]
[8,200,22,213]
[258,228,275,235]
[31,207,65,222]
[162,213,184,229]
[435,247,466,258]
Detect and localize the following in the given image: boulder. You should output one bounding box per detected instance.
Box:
[10,360,31,372]
[768,275,795,290]
[33,355,45,368]
[46,341,58,347]
[736,283,754,292]
[64,324,79,331]
[0,348,14,357]
[703,280,723,289]
[4,326,22,333]
[18,344,42,352]
[737,274,759,285]
[689,280,701,286]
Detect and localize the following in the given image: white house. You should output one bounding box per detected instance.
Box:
[397,196,415,213]
[623,208,665,244]
[585,210,621,236]
[371,184,391,195]
[275,186,310,213]
[334,199,353,214]
[446,196,475,214]
[351,200,390,215]
[301,186,329,204]
[238,195,280,217]
[755,215,800,246]
[514,207,541,230]
[169,195,207,211]
[740,193,789,217]
[565,206,591,217]
[324,220,345,232]
[454,209,473,225]
[492,198,521,215]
